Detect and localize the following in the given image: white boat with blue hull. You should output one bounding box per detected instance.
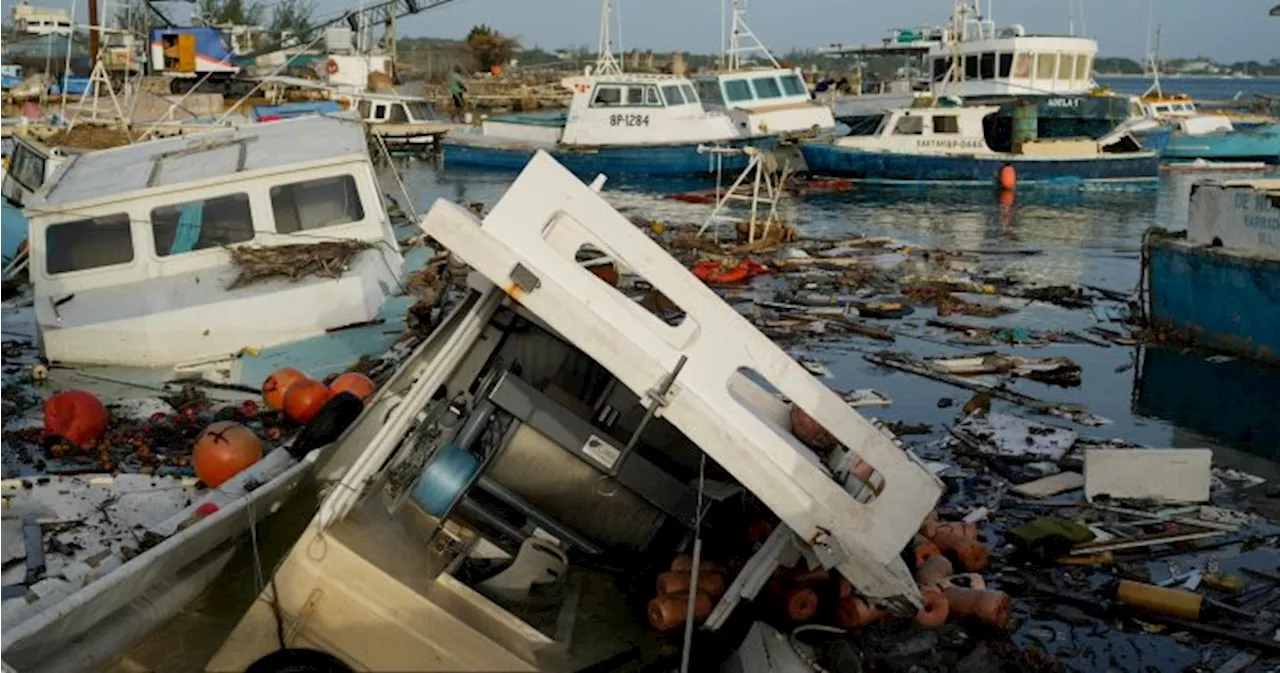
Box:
[800,105,1159,186]
[1143,179,1280,362]
[442,72,765,176]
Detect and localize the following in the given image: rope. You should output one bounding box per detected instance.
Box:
[678,453,707,673]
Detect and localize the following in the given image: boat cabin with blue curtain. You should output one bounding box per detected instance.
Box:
[442,72,751,175]
[22,114,404,370]
[694,68,835,137]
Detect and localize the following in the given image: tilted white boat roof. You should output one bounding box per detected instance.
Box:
[28,114,368,211]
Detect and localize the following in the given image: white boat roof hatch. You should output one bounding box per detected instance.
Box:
[28,115,368,211]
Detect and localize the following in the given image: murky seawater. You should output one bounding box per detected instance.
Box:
[387,160,1280,481]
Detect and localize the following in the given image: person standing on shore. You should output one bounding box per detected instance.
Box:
[449,65,467,121]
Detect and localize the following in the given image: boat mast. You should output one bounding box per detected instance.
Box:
[595,0,623,75]
[725,0,779,71]
[1144,24,1163,97]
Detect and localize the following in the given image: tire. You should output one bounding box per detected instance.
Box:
[244,648,353,673]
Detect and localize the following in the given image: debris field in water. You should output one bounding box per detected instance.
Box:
[617,214,1280,672]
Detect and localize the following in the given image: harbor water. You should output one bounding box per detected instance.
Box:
[394,159,1280,482]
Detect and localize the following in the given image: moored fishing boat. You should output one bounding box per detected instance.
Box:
[1142,179,1280,362]
[799,105,1159,186]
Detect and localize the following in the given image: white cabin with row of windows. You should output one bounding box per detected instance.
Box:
[475,73,740,147]
[927,35,1098,97]
[23,115,404,369]
[695,68,835,136]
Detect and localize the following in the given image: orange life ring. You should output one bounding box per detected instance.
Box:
[326,58,339,75]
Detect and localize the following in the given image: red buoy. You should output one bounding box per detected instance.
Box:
[328,372,376,402]
[262,367,307,410]
[43,390,109,447]
[192,421,264,488]
[284,379,330,424]
[998,164,1017,191]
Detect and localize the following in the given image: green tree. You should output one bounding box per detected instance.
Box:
[466,24,518,71]
[197,0,265,26]
[267,0,316,40]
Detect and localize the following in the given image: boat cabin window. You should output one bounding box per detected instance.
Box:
[932,57,953,82]
[979,53,996,79]
[932,115,959,134]
[661,84,685,105]
[999,53,1013,78]
[591,86,624,107]
[696,79,724,105]
[357,100,371,118]
[724,79,753,103]
[410,101,434,120]
[150,193,253,257]
[1060,54,1076,83]
[1074,55,1091,81]
[644,86,662,106]
[1014,53,1031,78]
[747,75,778,99]
[9,143,46,192]
[271,174,365,233]
[370,102,390,121]
[964,55,979,80]
[390,103,411,122]
[893,114,923,135]
[1036,53,1056,79]
[681,84,698,104]
[45,213,133,274]
[780,73,806,97]
[625,86,645,105]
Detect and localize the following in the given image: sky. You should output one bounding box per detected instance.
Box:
[60,0,1279,62]
[355,0,1280,63]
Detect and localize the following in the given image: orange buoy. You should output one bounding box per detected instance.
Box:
[915,587,950,627]
[919,509,940,539]
[943,587,1013,629]
[670,554,723,574]
[836,596,889,630]
[783,587,819,621]
[328,372,376,402]
[647,592,712,631]
[43,390,109,448]
[914,537,942,569]
[998,164,1016,191]
[192,421,264,488]
[933,531,990,572]
[283,379,331,424]
[934,521,979,540]
[656,570,726,598]
[262,367,308,410]
[915,553,955,588]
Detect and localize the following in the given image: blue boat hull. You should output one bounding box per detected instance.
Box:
[799,143,1160,186]
[1144,231,1280,361]
[442,137,769,176]
[2,200,27,264]
[1158,124,1280,163]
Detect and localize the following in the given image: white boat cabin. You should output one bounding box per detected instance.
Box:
[2,132,73,207]
[694,67,835,137]
[349,92,439,126]
[480,73,739,147]
[1129,94,1234,135]
[23,114,404,369]
[834,105,1119,158]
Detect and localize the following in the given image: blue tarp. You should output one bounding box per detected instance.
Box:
[252,101,341,121]
[49,75,90,96]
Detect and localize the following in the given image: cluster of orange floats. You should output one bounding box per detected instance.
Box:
[644,510,1011,635]
[40,369,377,491]
[839,512,1011,631]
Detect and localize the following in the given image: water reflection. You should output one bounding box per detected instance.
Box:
[1132,346,1280,459]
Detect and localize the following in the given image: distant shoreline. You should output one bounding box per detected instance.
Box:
[1097,74,1280,80]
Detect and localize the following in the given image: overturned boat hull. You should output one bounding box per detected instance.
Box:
[799,143,1160,186]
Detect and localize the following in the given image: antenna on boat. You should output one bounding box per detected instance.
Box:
[595,0,623,75]
[1144,23,1163,98]
[725,0,779,71]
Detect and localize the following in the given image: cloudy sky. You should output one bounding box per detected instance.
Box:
[364,0,1278,62]
[99,0,1280,62]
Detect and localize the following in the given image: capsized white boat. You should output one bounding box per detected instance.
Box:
[205,151,943,671]
[22,113,405,377]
